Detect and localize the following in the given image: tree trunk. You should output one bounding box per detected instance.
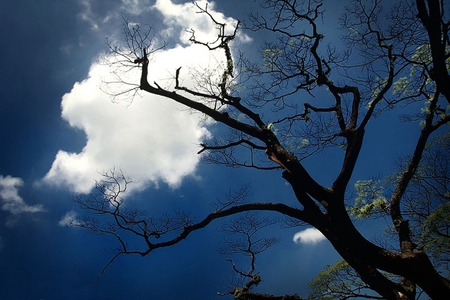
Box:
[319,201,450,299]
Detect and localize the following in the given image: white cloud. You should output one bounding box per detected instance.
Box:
[77,0,100,31]
[77,0,153,33]
[120,0,153,16]
[153,0,251,45]
[59,210,80,227]
[42,55,212,194]
[293,228,326,245]
[76,0,252,45]
[0,175,45,227]
[43,0,250,195]
[44,0,252,195]
[0,175,45,215]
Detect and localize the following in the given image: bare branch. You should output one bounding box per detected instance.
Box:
[79,1,450,298]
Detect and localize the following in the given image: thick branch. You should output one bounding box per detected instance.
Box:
[147,202,307,253]
[390,94,450,253]
[140,49,266,141]
[175,67,265,129]
[198,139,266,154]
[416,0,450,103]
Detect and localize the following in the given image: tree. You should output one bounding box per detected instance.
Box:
[72,0,450,299]
[308,133,450,299]
[308,259,384,300]
[399,133,450,277]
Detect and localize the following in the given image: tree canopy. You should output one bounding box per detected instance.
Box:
[72,0,450,299]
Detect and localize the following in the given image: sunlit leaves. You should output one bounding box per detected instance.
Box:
[308,260,374,300]
[421,203,450,271]
[348,180,387,220]
[267,122,278,135]
[404,133,450,275]
[392,43,449,104]
[283,137,310,152]
[368,77,388,106]
[392,76,413,96]
[411,44,432,65]
[262,47,282,71]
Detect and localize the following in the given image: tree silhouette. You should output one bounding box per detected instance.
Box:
[307,133,450,299]
[73,1,450,299]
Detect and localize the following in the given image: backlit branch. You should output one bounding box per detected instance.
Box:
[73,173,308,281]
[389,91,450,253]
[198,137,281,170]
[78,1,450,298]
[198,139,266,154]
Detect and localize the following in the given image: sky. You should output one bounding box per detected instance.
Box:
[0,0,430,299]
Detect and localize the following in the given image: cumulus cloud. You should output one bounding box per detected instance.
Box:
[42,55,211,194]
[0,175,45,226]
[43,0,250,195]
[153,0,251,44]
[293,228,326,245]
[59,210,80,227]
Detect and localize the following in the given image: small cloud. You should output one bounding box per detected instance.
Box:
[0,175,45,216]
[293,228,326,245]
[58,210,80,227]
[59,43,73,55]
[77,0,99,30]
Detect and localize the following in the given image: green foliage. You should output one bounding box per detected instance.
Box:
[348,180,387,220]
[308,260,373,300]
[309,260,347,300]
[287,38,298,47]
[409,44,450,74]
[391,44,447,127]
[421,203,450,271]
[392,76,413,96]
[284,137,310,151]
[262,47,282,71]
[411,44,432,65]
[409,133,450,275]
[267,122,278,135]
[367,77,388,107]
[393,44,450,121]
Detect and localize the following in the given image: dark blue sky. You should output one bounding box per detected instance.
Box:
[0,1,426,299]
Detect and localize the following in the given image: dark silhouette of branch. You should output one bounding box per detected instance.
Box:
[217,212,306,300]
[198,139,266,154]
[74,1,450,298]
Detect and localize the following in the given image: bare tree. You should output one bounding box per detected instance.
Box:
[216,212,296,300]
[73,1,450,299]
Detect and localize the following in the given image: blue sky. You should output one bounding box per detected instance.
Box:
[0,0,428,299]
